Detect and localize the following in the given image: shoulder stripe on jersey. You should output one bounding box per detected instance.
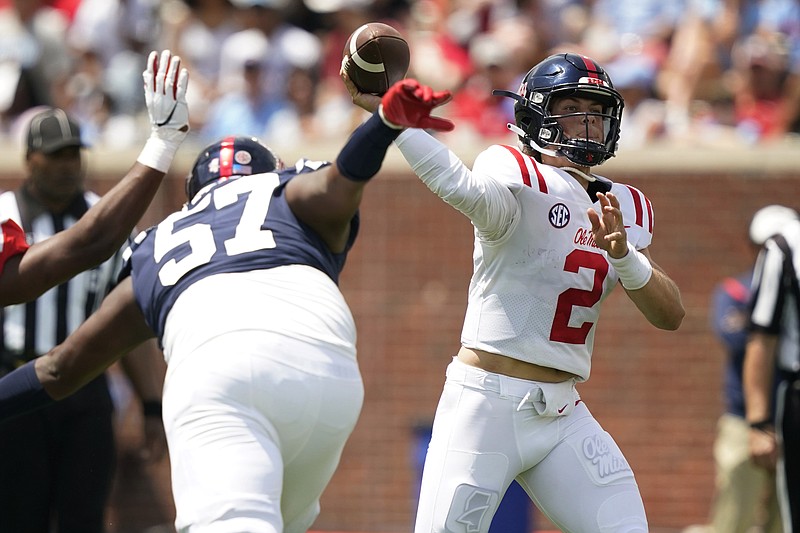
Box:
[625,185,644,228]
[529,158,547,193]
[644,195,653,233]
[220,136,235,177]
[499,145,548,193]
[500,145,530,187]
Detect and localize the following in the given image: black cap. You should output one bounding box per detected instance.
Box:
[26,108,84,154]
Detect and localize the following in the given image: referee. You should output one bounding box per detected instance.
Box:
[0,108,131,532]
[744,204,800,533]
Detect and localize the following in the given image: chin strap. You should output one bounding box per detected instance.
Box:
[506,123,597,182]
[506,123,558,158]
[559,166,597,182]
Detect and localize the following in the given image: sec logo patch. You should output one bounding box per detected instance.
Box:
[549,203,570,228]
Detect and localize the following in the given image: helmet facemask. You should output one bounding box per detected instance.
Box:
[494,53,625,168]
[537,89,622,167]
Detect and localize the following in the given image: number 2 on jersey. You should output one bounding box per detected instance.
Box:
[153,176,279,286]
[550,249,608,344]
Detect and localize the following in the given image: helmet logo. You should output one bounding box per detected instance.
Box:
[539,128,552,141]
[578,76,608,88]
[532,92,545,104]
[208,157,220,175]
[235,150,252,165]
[549,203,570,228]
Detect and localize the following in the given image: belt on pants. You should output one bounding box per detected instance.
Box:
[446,357,545,400]
[445,356,580,417]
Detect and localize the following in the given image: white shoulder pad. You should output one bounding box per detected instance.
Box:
[611,181,654,249]
[473,144,535,193]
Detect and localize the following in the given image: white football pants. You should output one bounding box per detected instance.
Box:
[414,358,648,533]
[163,331,364,533]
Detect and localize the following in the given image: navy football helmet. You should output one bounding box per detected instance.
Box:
[186,136,284,200]
[494,53,624,167]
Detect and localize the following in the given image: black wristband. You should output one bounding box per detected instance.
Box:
[142,400,162,418]
[336,112,402,182]
[749,419,773,430]
[0,360,54,423]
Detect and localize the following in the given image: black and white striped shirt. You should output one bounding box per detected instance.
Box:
[0,189,122,361]
[749,218,800,373]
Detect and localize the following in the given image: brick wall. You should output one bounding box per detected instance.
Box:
[2,149,798,532]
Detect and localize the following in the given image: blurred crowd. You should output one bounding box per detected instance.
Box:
[1,0,799,155]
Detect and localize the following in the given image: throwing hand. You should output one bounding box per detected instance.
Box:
[379,79,454,132]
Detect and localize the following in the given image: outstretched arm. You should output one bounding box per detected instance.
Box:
[0,50,190,305]
[36,277,155,400]
[343,67,518,240]
[0,277,155,422]
[287,78,454,252]
[589,192,685,330]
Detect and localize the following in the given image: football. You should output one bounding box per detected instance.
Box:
[342,22,410,95]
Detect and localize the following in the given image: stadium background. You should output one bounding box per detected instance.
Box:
[1,136,798,532]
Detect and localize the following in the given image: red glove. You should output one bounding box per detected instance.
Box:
[379,79,454,132]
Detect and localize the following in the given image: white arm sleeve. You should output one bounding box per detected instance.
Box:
[395,129,519,241]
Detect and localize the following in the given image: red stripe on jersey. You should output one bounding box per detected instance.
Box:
[500,145,531,187]
[580,56,600,78]
[529,158,548,193]
[644,195,653,233]
[625,185,644,227]
[219,137,236,177]
[499,145,548,193]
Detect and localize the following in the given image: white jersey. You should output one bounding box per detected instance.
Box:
[396,132,654,380]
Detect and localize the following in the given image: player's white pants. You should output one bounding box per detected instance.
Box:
[414,358,647,533]
[163,332,363,533]
[160,268,363,533]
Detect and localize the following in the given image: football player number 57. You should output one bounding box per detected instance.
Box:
[153,176,279,286]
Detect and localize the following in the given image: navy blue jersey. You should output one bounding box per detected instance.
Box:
[123,160,359,339]
[711,272,753,417]
[711,271,780,419]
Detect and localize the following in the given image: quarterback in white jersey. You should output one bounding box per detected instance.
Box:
[347,53,684,532]
[457,143,655,381]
